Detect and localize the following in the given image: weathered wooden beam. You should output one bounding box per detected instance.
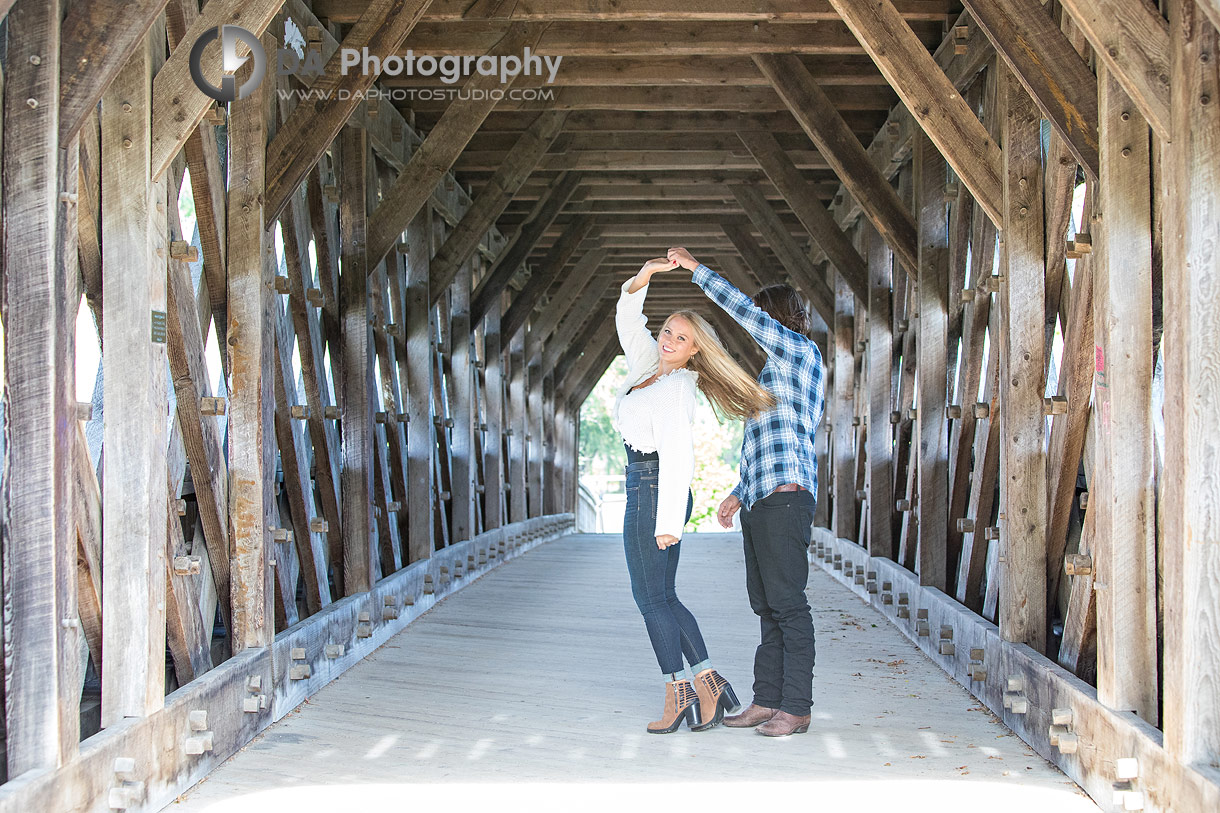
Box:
[58,0,170,147]
[150,0,282,178]
[395,20,943,55]
[365,23,545,271]
[404,207,436,563]
[474,109,883,134]
[524,246,609,348]
[954,337,1000,612]
[863,225,894,561]
[454,148,842,175]
[948,200,996,590]
[482,304,506,529]
[100,29,168,724]
[996,68,1047,651]
[401,85,897,113]
[913,132,950,593]
[1043,222,1093,625]
[541,280,614,370]
[395,54,890,88]
[470,171,583,322]
[754,53,919,272]
[429,109,568,299]
[72,423,103,678]
[1058,497,1097,678]
[507,332,530,523]
[165,427,214,684]
[562,340,620,406]
[317,0,958,23]
[960,0,1099,178]
[337,128,377,594]
[829,274,857,540]
[1,0,79,768]
[226,34,276,650]
[711,252,764,293]
[738,130,868,302]
[502,215,597,339]
[1058,0,1171,140]
[448,260,478,543]
[1161,0,1220,766]
[165,168,233,634]
[164,0,230,338]
[1092,68,1157,722]
[263,0,432,225]
[826,0,1005,226]
[731,183,835,328]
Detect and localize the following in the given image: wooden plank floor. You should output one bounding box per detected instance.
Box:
[167,533,1097,812]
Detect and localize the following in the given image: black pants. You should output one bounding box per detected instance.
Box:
[739,489,817,716]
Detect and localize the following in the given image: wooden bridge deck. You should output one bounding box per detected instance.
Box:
[166,534,1096,811]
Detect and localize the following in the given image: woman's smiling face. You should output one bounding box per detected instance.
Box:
[658,314,699,368]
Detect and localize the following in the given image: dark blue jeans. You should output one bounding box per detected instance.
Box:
[739,489,817,715]
[623,458,707,675]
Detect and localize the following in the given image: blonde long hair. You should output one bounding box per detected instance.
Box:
[663,310,775,419]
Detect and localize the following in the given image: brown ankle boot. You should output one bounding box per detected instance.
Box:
[690,669,741,731]
[724,703,777,728]
[647,680,702,734]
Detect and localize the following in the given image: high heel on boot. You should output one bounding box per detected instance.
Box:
[647,680,702,734]
[691,669,740,731]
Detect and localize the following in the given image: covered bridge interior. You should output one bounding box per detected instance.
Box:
[0,0,1217,811]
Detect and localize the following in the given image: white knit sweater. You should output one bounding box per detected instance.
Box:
[612,279,697,540]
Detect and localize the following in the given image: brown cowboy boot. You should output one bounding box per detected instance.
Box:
[724,703,778,728]
[756,710,811,737]
[690,669,741,731]
[647,680,702,734]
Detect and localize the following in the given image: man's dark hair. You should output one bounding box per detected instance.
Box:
[753,284,810,336]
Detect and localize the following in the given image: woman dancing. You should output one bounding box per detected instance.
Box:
[614,257,776,733]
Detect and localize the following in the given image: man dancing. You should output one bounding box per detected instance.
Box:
[666,247,826,737]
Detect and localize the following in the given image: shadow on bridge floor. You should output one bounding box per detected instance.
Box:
[167,533,1097,811]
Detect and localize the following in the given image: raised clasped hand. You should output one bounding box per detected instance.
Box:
[640,257,676,275]
[666,247,699,271]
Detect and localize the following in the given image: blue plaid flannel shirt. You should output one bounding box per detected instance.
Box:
[692,263,826,510]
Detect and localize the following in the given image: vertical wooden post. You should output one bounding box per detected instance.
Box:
[1162,0,1220,765]
[483,303,505,529]
[997,66,1047,650]
[449,260,476,542]
[339,127,375,593]
[508,330,529,523]
[914,132,951,591]
[227,32,276,651]
[1,0,80,769]
[405,207,434,563]
[866,222,894,559]
[1093,67,1158,723]
[101,28,169,718]
[543,374,558,515]
[831,275,856,540]
[527,361,545,518]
